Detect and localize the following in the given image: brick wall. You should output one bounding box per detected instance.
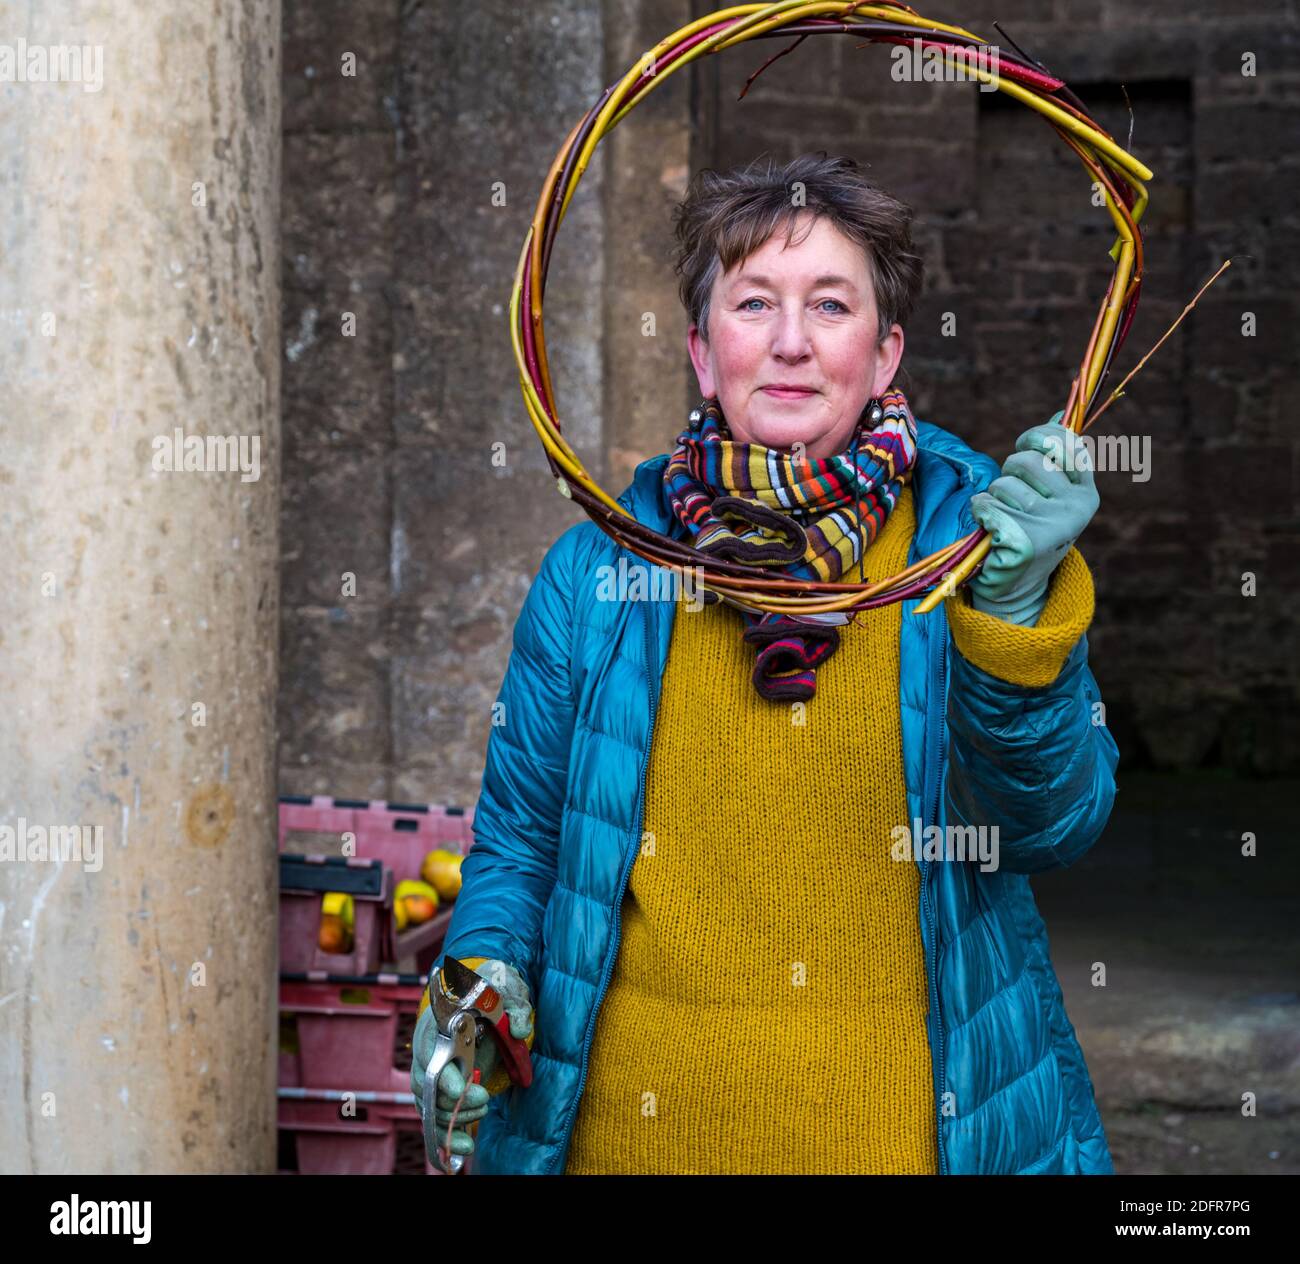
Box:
[698,0,1300,771]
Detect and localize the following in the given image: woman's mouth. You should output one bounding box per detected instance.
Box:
[761,386,817,400]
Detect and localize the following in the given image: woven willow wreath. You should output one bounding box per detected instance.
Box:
[510,1,1154,618]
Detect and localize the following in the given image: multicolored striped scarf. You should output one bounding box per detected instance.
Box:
[663,386,919,702]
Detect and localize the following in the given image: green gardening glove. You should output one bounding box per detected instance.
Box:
[967,414,1100,626]
[410,958,534,1157]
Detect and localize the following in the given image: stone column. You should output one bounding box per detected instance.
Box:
[0,3,281,1173]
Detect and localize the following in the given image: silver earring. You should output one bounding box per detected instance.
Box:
[868,399,883,425]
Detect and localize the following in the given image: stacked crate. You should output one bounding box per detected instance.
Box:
[276,796,476,1176]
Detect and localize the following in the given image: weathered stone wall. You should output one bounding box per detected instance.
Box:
[279,0,693,804]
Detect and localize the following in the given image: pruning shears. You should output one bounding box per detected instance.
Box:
[421,954,534,1174]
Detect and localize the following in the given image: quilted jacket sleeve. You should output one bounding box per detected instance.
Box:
[941,546,1119,874]
[440,524,583,1001]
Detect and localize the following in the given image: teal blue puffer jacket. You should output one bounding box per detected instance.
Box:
[441,417,1120,1175]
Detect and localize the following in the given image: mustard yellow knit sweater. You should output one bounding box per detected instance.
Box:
[561,482,1097,1175]
[419,483,1097,1172]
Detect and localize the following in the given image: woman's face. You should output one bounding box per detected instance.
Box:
[686,212,905,461]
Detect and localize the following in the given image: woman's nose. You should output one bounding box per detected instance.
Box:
[770,305,812,359]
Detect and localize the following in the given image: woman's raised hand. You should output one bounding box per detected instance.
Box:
[966,413,1100,627]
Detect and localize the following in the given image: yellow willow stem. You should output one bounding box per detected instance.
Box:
[509,229,575,470]
[575,3,985,220]
[936,49,1149,264]
[708,1,984,56]
[931,50,1152,183]
[1108,172,1149,261]
[609,2,986,134]
[1070,140,1147,263]
[526,111,591,417]
[560,4,781,223]
[509,231,628,518]
[1084,258,1234,430]
[913,534,993,614]
[701,562,968,613]
[1068,307,1107,433]
[1082,238,1135,407]
[651,527,972,613]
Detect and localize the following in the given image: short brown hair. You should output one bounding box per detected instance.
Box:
[671,151,924,346]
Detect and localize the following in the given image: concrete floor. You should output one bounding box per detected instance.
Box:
[1032,771,1300,1175]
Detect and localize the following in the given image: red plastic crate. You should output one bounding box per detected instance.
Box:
[354,805,474,884]
[277,1097,455,1175]
[279,979,425,1093]
[278,795,472,983]
[279,866,392,977]
[279,1010,302,1087]
[278,797,476,884]
[278,796,357,843]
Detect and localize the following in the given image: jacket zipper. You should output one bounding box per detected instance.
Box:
[547,588,659,1173]
[923,620,949,1175]
[918,441,975,1177]
[546,457,967,1173]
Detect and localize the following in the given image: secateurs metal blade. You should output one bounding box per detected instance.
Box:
[421,954,534,1174]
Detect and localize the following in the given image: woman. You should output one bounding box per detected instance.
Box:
[412,152,1119,1175]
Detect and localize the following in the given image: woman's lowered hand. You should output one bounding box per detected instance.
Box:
[410,958,534,1156]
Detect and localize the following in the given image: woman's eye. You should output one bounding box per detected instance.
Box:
[739,298,846,313]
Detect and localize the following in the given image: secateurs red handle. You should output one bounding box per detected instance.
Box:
[486,1007,534,1089]
[422,955,534,1174]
